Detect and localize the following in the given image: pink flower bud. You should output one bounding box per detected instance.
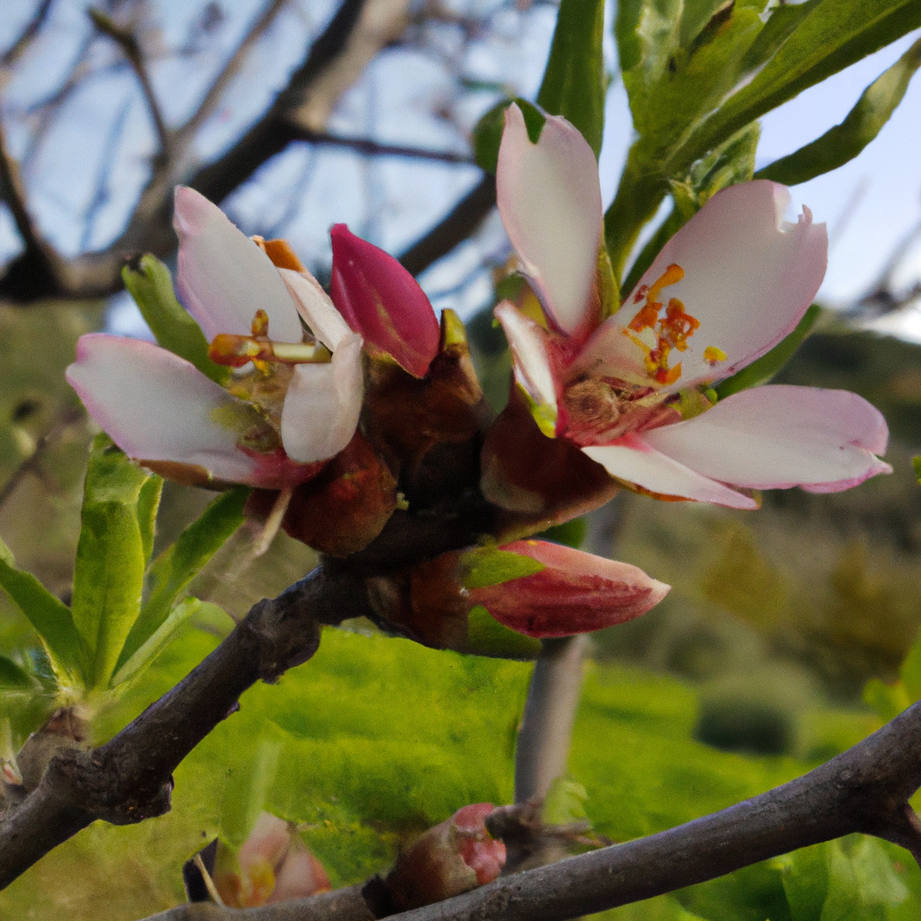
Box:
[330,224,440,377]
[386,804,506,909]
[467,540,670,637]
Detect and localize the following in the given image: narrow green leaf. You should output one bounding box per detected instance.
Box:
[117,486,248,671]
[0,537,83,686]
[537,0,607,157]
[822,837,908,915]
[220,732,284,848]
[679,0,921,169]
[136,476,163,567]
[109,597,203,688]
[716,304,823,399]
[462,605,543,660]
[122,255,228,385]
[913,456,921,483]
[756,36,921,186]
[71,436,158,689]
[472,98,547,175]
[461,546,546,590]
[0,654,39,690]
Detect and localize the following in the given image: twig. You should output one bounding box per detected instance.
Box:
[175,0,289,152]
[398,173,496,277]
[0,406,83,510]
[88,7,171,157]
[0,119,49,263]
[0,0,55,68]
[291,129,474,164]
[513,635,587,805]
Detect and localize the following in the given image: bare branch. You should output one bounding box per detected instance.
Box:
[0,0,55,68]
[175,0,289,152]
[291,129,474,164]
[398,173,496,277]
[88,7,171,157]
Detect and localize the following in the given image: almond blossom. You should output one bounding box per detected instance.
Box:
[67,188,363,489]
[492,104,891,510]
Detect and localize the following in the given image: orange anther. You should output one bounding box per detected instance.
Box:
[251,309,270,337]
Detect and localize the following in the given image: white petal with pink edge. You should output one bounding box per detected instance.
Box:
[497,105,602,336]
[641,384,891,490]
[494,301,559,417]
[66,334,262,484]
[279,268,352,351]
[582,433,758,509]
[280,333,364,464]
[174,187,303,343]
[622,181,827,392]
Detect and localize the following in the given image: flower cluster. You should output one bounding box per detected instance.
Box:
[66,105,891,647]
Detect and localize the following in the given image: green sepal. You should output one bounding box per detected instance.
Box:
[122,255,229,385]
[716,304,822,400]
[0,536,84,688]
[537,0,607,158]
[461,545,546,590]
[117,486,248,672]
[473,98,547,175]
[71,435,162,690]
[756,35,921,187]
[462,605,543,660]
[537,516,587,550]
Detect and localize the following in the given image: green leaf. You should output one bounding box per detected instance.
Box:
[822,837,908,918]
[716,304,823,399]
[473,97,547,175]
[219,730,283,849]
[0,654,38,690]
[122,255,228,385]
[71,436,161,689]
[462,605,543,660]
[109,597,204,689]
[543,777,589,825]
[461,546,546,590]
[757,36,921,186]
[538,516,588,549]
[680,0,921,169]
[0,536,83,686]
[117,486,248,671]
[914,456,921,482]
[537,0,607,157]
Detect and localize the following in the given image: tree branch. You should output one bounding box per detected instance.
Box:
[0,0,55,68]
[0,567,372,889]
[0,0,414,303]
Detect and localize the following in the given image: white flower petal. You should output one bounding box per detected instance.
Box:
[279,267,352,351]
[497,105,602,336]
[623,181,827,391]
[642,384,891,490]
[280,333,364,464]
[494,301,559,416]
[174,187,303,343]
[66,334,261,483]
[571,316,652,386]
[582,434,757,509]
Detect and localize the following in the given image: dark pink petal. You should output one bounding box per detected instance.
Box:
[470,539,670,637]
[330,224,439,377]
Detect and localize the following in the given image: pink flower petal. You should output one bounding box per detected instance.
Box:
[330,224,439,377]
[582,433,758,509]
[174,187,303,343]
[470,539,670,637]
[642,384,892,490]
[622,181,827,391]
[278,267,352,351]
[280,333,364,464]
[66,334,262,484]
[497,104,602,338]
[494,301,559,421]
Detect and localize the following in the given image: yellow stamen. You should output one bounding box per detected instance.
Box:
[209,334,330,368]
[704,345,727,366]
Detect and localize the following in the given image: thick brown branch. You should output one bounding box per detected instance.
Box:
[0,567,373,889]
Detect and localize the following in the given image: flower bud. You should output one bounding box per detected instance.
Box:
[330,225,440,377]
[386,804,506,910]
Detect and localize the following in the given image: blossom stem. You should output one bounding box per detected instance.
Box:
[514,635,587,804]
